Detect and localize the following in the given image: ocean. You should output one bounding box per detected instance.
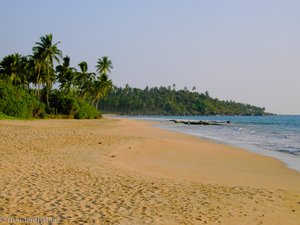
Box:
[123,115,300,173]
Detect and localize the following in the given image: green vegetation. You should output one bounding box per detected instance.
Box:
[0,34,113,119]
[0,81,44,119]
[100,85,267,116]
[0,112,16,120]
[1,34,267,119]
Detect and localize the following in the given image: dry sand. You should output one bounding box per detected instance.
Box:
[0,118,300,224]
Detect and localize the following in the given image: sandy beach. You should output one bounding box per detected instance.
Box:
[0,117,300,224]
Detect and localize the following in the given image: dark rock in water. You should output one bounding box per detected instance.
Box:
[169,119,229,126]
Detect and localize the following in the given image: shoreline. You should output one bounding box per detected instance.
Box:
[1,118,300,224]
[114,115,300,174]
[159,124,300,174]
[107,117,300,190]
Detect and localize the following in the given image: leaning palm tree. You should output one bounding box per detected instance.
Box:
[96,56,113,75]
[33,34,62,108]
[92,73,112,110]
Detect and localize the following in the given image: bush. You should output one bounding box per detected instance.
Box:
[0,112,16,120]
[49,91,79,118]
[0,82,100,120]
[31,100,46,118]
[49,90,100,119]
[0,81,46,118]
[75,99,100,119]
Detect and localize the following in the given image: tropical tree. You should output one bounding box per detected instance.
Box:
[0,53,23,85]
[93,56,113,110]
[76,61,95,99]
[32,34,62,108]
[56,56,76,95]
[92,73,112,109]
[96,56,113,75]
[30,53,43,97]
[19,56,33,89]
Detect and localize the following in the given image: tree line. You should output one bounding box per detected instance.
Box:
[0,34,113,119]
[0,33,268,119]
[100,85,267,116]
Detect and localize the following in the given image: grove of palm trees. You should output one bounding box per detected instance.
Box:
[0,34,268,119]
[0,34,113,119]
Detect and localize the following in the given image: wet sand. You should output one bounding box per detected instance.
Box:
[0,118,300,224]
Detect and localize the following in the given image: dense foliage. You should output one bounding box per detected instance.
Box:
[0,81,45,119]
[0,34,113,119]
[1,34,268,119]
[100,85,267,116]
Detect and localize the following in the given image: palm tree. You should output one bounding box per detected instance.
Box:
[172,83,176,90]
[33,34,62,108]
[93,56,113,110]
[0,54,33,89]
[76,61,95,99]
[96,56,113,75]
[30,53,43,97]
[0,53,22,85]
[56,56,76,95]
[19,56,32,89]
[92,73,112,110]
[78,61,88,74]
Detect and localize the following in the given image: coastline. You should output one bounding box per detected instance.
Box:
[108,117,300,190]
[119,115,300,174]
[158,124,300,174]
[1,118,300,224]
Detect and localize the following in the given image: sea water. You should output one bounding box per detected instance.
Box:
[124,115,300,173]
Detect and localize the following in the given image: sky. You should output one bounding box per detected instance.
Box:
[0,0,300,114]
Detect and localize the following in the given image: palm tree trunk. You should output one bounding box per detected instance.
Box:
[36,67,41,98]
[96,98,100,111]
[46,68,51,110]
[35,83,38,98]
[46,86,50,109]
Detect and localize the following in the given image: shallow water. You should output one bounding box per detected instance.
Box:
[124,115,300,172]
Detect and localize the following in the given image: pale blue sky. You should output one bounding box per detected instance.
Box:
[1,0,300,114]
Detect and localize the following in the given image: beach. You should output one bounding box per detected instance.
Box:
[0,118,300,224]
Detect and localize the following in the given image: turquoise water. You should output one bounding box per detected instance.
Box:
[124,115,300,172]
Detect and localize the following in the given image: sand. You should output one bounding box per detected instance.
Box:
[0,118,300,224]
